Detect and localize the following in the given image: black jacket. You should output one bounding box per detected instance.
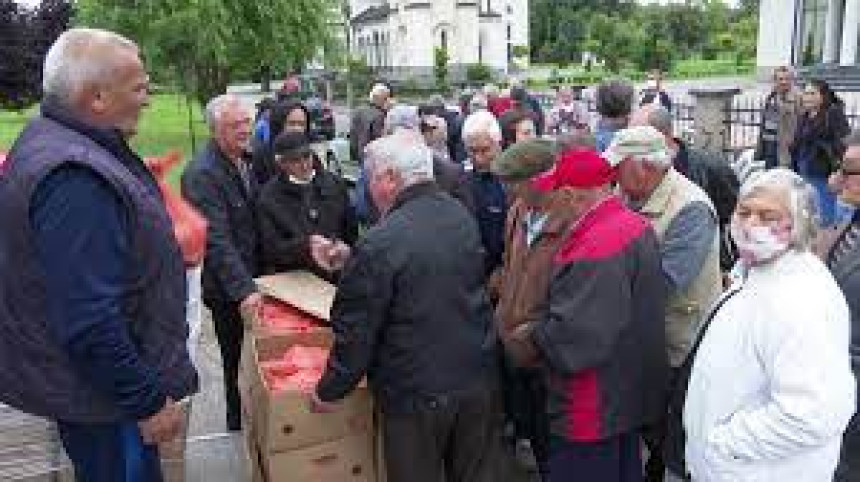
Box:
[256,169,358,279]
[181,140,260,305]
[316,183,498,414]
[674,140,740,270]
[791,103,851,177]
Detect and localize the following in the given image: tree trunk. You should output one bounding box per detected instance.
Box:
[261,65,272,93]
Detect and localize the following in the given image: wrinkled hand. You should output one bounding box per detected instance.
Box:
[308,391,339,414]
[239,292,264,325]
[309,235,351,272]
[138,398,184,445]
[327,241,351,272]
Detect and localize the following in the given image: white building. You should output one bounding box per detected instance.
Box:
[757,0,858,72]
[348,0,529,82]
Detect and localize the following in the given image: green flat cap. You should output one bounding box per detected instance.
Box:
[491,138,558,180]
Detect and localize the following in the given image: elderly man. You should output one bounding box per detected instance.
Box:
[605,126,723,482]
[633,105,740,271]
[349,83,390,164]
[817,130,860,482]
[182,94,261,432]
[0,28,196,480]
[491,139,580,476]
[756,66,801,169]
[503,149,668,481]
[463,110,509,275]
[310,135,502,482]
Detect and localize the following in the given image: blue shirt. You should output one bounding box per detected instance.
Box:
[467,170,508,275]
[30,165,165,420]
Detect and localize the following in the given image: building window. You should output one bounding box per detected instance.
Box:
[441,30,448,51]
[507,4,512,14]
[800,0,828,65]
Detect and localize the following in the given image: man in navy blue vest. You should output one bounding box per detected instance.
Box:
[0,28,197,481]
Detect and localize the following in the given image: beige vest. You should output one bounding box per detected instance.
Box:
[640,169,723,367]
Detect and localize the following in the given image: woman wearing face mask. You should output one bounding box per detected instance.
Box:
[255,131,358,281]
[791,79,851,227]
[667,169,856,482]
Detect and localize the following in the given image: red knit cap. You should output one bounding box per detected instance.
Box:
[531,149,616,192]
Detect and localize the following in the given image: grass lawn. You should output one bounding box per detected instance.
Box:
[0,93,209,187]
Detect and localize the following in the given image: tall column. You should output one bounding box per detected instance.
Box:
[823,0,842,63]
[841,0,860,66]
[690,88,741,156]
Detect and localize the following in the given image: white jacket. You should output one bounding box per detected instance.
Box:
[684,251,856,482]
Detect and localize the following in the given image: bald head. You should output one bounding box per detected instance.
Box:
[631,105,673,137]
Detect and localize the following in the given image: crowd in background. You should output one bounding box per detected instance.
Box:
[1,26,860,482]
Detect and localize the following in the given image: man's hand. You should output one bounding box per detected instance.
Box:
[239,292,263,325]
[309,391,339,413]
[138,398,184,445]
[310,235,351,272]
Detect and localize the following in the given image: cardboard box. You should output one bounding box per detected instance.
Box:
[250,296,329,338]
[244,330,373,454]
[255,272,336,322]
[258,432,377,482]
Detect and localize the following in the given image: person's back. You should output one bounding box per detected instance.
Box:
[359,187,496,404]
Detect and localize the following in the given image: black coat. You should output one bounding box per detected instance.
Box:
[315,183,498,413]
[791,103,851,177]
[256,169,358,279]
[181,140,260,305]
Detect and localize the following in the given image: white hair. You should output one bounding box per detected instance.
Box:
[205,94,245,132]
[369,83,390,101]
[737,168,819,250]
[384,104,420,134]
[43,28,138,102]
[364,134,434,187]
[462,110,502,144]
[469,93,488,111]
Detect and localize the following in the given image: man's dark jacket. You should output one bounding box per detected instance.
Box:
[674,140,740,270]
[256,169,358,278]
[0,110,196,423]
[316,183,498,414]
[182,140,260,306]
[349,102,385,164]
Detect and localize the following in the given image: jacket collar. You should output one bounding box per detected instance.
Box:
[390,181,440,213]
[512,190,578,238]
[208,139,255,197]
[41,96,156,191]
[275,169,338,196]
[638,168,680,218]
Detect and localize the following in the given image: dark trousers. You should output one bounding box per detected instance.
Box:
[382,387,505,482]
[208,299,245,430]
[643,367,678,482]
[501,358,550,476]
[547,432,643,482]
[57,420,162,482]
[836,414,860,481]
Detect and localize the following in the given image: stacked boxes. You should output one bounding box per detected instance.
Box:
[241,272,380,482]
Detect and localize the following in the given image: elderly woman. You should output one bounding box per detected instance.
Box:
[463,110,508,275]
[676,169,856,481]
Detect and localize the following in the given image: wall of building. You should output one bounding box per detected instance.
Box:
[756,0,799,76]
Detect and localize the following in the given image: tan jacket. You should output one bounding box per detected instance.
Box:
[639,169,723,366]
[493,191,577,345]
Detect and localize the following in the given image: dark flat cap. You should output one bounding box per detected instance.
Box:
[491,138,557,180]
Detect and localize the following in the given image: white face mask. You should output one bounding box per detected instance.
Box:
[730,222,791,265]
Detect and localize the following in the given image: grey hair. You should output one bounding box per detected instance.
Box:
[556,130,597,152]
[469,93,488,111]
[647,106,674,136]
[369,83,390,101]
[205,94,244,132]
[596,79,635,118]
[738,168,819,250]
[42,28,138,102]
[462,110,502,143]
[384,104,420,134]
[364,134,434,187]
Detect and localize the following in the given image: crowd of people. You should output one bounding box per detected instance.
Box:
[1,26,859,482]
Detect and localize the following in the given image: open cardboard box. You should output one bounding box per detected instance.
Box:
[242,330,373,455]
[255,271,336,323]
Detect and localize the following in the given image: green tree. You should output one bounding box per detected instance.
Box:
[75,0,337,105]
[434,46,449,92]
